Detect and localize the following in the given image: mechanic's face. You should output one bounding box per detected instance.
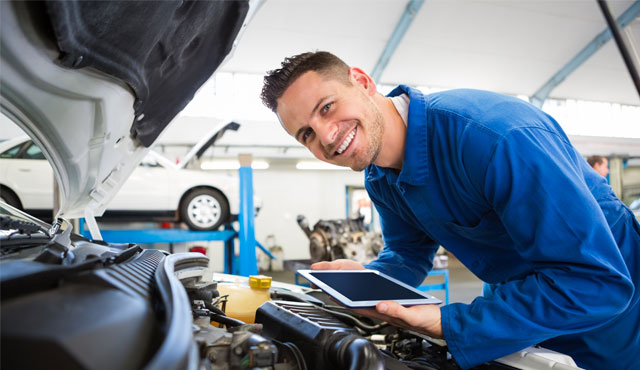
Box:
[594,158,609,177]
[276,69,384,171]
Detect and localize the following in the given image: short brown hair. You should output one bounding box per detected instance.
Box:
[261,51,350,112]
[587,155,606,167]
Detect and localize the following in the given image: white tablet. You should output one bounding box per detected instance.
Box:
[297,269,442,308]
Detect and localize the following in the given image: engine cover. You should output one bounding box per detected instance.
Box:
[255,300,384,370]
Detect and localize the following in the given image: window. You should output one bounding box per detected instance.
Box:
[0,143,25,158]
[23,142,46,160]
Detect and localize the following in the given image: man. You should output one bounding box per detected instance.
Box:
[261,51,639,369]
[587,155,609,177]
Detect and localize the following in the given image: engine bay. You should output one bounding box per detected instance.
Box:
[0,214,563,370]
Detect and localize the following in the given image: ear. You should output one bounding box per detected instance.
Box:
[349,67,377,96]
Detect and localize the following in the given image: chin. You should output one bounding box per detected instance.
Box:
[348,162,369,172]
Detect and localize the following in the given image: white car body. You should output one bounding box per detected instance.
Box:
[0,135,248,228]
[0,1,261,237]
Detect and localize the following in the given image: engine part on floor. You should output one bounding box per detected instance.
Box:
[296,215,383,264]
[255,300,384,370]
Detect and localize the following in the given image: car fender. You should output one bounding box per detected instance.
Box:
[167,169,239,214]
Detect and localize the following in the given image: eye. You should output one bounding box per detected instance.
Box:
[321,102,332,114]
[302,127,314,143]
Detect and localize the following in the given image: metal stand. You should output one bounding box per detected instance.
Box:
[418,269,450,305]
[237,154,258,276]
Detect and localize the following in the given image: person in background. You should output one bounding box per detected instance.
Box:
[587,155,609,177]
[260,51,639,370]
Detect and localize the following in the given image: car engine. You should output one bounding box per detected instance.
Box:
[296,215,383,265]
[186,274,513,370]
[1,214,568,370]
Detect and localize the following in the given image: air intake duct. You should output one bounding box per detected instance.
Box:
[255,301,384,370]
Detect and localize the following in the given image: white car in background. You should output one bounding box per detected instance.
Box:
[0,122,252,231]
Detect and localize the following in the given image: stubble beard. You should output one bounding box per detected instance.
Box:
[349,103,384,172]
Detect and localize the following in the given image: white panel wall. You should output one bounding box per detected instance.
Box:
[252,168,365,261]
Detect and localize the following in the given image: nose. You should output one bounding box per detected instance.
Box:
[314,119,339,147]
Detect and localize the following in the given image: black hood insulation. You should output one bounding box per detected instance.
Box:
[45,0,249,147]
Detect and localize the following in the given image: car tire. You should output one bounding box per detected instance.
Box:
[180,188,229,231]
[0,188,22,209]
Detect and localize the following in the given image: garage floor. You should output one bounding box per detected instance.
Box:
[267,256,483,304]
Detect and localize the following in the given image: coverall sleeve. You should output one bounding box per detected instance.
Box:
[364,191,440,287]
[441,127,634,369]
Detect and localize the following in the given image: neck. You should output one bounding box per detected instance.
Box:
[372,94,406,170]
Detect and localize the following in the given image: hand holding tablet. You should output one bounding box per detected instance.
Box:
[297,269,442,308]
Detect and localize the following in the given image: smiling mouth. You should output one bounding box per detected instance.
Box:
[335,127,356,155]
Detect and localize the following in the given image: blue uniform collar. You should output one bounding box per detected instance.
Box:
[366,85,429,186]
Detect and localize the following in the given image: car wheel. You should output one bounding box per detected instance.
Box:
[180,188,229,231]
[0,189,22,209]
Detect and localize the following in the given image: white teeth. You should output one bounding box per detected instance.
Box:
[336,129,356,154]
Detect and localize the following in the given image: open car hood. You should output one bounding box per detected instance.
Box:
[0,1,258,231]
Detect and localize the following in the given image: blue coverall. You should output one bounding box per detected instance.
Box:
[364,86,639,369]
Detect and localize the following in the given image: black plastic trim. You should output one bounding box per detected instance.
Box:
[143,253,208,370]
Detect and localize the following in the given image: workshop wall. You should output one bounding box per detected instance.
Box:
[201,167,366,272]
[252,168,366,261]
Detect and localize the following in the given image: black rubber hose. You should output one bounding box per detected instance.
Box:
[209,312,246,328]
[327,331,384,370]
[280,342,308,370]
[318,306,389,332]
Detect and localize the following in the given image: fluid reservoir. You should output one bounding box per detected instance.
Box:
[216,275,272,323]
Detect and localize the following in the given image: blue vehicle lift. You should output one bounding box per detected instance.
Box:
[80,157,271,276]
[418,269,450,305]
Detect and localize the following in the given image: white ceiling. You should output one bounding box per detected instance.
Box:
[222,0,640,106]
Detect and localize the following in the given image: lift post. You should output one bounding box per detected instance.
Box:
[237,154,258,276]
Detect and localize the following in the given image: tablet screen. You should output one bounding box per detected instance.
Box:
[307,271,426,301]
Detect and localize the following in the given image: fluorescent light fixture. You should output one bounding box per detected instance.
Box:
[251,160,270,170]
[201,160,269,170]
[296,160,350,170]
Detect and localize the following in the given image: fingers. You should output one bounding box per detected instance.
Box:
[375,301,416,327]
[374,301,444,339]
[310,261,333,270]
[376,301,405,320]
[354,303,412,330]
[352,307,381,317]
[311,259,365,270]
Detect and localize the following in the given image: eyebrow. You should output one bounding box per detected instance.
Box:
[294,95,332,142]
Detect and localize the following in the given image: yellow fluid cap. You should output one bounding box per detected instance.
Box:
[249,275,272,289]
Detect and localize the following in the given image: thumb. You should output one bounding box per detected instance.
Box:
[377,301,405,318]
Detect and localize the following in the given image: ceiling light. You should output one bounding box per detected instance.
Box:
[296,161,350,170]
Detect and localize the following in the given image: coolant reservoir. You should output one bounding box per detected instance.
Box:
[216,275,272,323]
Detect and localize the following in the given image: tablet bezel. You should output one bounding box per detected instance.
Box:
[297,269,442,308]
